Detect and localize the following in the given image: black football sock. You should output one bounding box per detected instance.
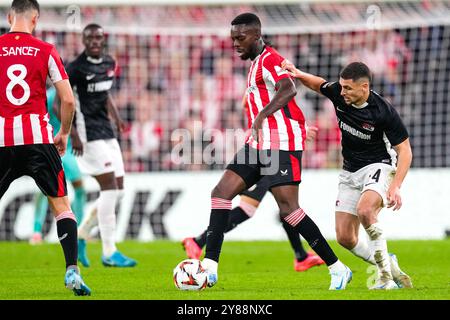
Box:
[284,208,338,266]
[194,231,207,248]
[204,198,231,262]
[56,212,78,268]
[196,206,250,248]
[224,206,251,233]
[281,217,308,262]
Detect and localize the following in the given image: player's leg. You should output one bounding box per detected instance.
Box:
[271,185,351,289]
[335,211,375,264]
[268,149,351,289]
[62,152,86,225]
[202,145,261,286]
[25,144,90,296]
[280,215,325,272]
[47,196,90,296]
[183,180,266,259]
[357,163,412,289]
[99,139,136,267]
[184,194,260,260]
[202,169,251,286]
[29,192,48,244]
[357,190,398,289]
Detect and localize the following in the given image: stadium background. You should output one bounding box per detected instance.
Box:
[0,0,449,242]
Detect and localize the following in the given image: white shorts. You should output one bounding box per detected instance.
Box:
[77,138,125,177]
[335,163,395,216]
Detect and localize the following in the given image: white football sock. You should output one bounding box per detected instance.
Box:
[365,223,392,280]
[78,201,98,240]
[97,190,118,257]
[350,237,376,265]
[328,260,347,273]
[202,258,218,273]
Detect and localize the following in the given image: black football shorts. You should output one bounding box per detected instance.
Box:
[226,144,303,190]
[0,144,67,198]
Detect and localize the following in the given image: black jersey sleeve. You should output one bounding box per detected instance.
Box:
[320,81,341,101]
[65,61,79,88]
[383,104,409,147]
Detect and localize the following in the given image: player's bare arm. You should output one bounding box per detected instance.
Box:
[281,59,327,93]
[251,77,297,142]
[53,79,75,156]
[387,138,413,211]
[107,92,125,133]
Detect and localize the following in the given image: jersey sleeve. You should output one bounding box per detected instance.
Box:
[65,60,79,88]
[320,81,341,101]
[262,53,291,85]
[383,105,409,146]
[48,46,68,83]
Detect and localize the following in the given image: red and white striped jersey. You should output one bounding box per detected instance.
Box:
[0,32,68,147]
[245,46,306,151]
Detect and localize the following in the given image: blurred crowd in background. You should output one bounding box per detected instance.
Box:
[1,1,448,172]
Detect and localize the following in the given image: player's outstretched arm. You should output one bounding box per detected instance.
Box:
[251,78,296,142]
[387,138,413,211]
[53,79,75,156]
[282,59,327,94]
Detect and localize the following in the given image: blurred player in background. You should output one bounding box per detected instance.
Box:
[183,96,325,271]
[201,13,352,290]
[67,23,136,268]
[283,60,413,289]
[29,85,86,245]
[0,0,90,295]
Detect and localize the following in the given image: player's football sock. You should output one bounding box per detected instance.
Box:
[56,211,78,268]
[283,208,338,266]
[72,186,86,227]
[33,192,48,233]
[365,223,392,280]
[195,203,255,248]
[204,198,231,263]
[224,205,252,233]
[97,190,118,257]
[78,205,98,240]
[281,218,308,262]
[350,237,376,264]
[194,232,207,248]
[202,258,218,287]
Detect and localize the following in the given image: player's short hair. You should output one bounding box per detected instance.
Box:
[10,0,40,14]
[340,62,372,83]
[83,23,103,34]
[231,13,261,28]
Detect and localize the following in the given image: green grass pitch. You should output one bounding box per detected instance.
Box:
[0,240,448,300]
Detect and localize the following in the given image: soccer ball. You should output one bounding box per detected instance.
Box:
[173,259,208,291]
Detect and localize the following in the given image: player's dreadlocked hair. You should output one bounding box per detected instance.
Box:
[10,0,40,14]
[340,62,373,84]
[231,13,261,28]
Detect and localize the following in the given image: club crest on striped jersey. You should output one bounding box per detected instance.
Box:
[274,65,288,77]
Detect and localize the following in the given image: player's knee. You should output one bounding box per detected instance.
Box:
[211,184,231,200]
[356,205,376,226]
[277,201,299,215]
[336,233,357,249]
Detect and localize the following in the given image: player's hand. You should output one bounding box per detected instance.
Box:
[306,125,319,142]
[281,59,302,78]
[115,117,126,134]
[387,184,402,211]
[54,133,68,157]
[70,131,84,156]
[251,114,264,143]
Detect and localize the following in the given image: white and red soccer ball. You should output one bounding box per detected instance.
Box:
[173,259,208,291]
